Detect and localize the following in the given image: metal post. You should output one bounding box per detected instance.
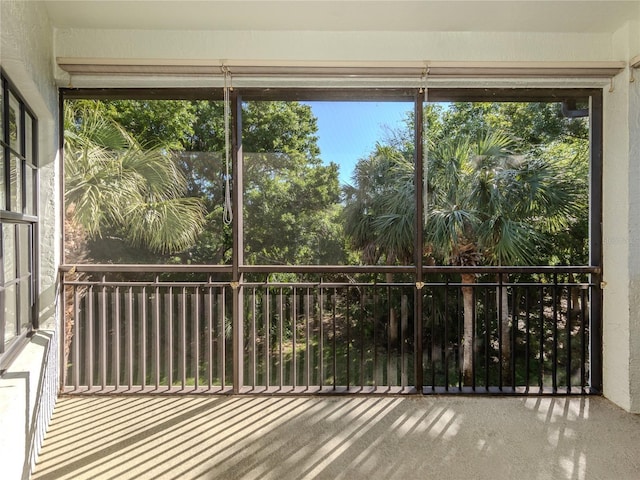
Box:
[589,91,603,393]
[232,91,244,393]
[414,89,425,392]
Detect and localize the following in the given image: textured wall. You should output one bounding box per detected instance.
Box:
[0,1,60,478]
[601,19,640,413]
[627,18,640,413]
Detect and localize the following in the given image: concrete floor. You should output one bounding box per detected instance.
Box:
[32,395,640,480]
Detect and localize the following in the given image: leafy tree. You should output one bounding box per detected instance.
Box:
[64,101,206,259]
[343,144,414,266]
[84,99,345,266]
[345,101,586,384]
[426,131,580,384]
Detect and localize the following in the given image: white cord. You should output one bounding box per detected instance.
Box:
[223,67,233,225]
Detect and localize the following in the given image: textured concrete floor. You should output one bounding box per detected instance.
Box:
[32,395,640,480]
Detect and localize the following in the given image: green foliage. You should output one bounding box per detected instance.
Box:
[64,101,206,256]
[343,144,414,265]
[345,101,588,268]
[71,98,345,266]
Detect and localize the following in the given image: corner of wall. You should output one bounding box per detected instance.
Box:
[1,0,61,476]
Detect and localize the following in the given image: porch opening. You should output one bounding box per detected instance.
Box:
[59,87,602,395]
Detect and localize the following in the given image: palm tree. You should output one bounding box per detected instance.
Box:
[64,101,205,258]
[63,102,206,382]
[343,144,415,351]
[345,131,580,387]
[426,131,580,385]
[343,144,414,266]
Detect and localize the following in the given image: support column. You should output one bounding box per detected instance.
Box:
[231,91,244,394]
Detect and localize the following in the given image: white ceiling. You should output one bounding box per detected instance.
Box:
[43,0,639,34]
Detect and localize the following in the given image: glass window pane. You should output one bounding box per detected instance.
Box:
[25,165,35,215]
[4,284,17,346]
[19,280,31,334]
[421,100,589,267]
[243,99,414,266]
[8,93,21,153]
[17,224,30,276]
[0,86,4,141]
[64,98,224,265]
[25,113,34,163]
[10,154,22,212]
[3,223,16,282]
[0,150,4,210]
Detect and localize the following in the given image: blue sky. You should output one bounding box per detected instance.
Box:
[304,101,413,185]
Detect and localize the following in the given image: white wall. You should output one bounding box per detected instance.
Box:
[0,1,60,478]
[601,17,640,413]
[54,28,614,63]
[625,18,640,413]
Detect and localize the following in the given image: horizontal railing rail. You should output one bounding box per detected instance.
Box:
[60,265,600,395]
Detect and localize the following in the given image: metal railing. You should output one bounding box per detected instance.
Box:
[60,265,600,395]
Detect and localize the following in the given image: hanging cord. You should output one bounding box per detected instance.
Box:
[222,66,233,225]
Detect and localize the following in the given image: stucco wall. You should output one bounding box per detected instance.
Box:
[0,1,60,478]
[601,19,640,414]
[54,28,614,63]
[627,18,640,413]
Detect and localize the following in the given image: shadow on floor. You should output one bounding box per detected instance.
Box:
[32,395,640,480]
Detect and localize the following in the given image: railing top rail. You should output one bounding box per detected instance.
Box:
[59,264,600,275]
[59,264,234,273]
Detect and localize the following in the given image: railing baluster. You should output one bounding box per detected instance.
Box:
[180,286,186,390]
[154,279,160,390]
[332,287,337,391]
[219,288,225,389]
[167,287,173,389]
[72,286,80,391]
[456,286,462,391]
[360,291,365,388]
[511,284,517,391]
[484,287,490,390]
[471,285,476,392]
[566,282,572,392]
[552,273,559,393]
[264,286,269,388]
[373,286,378,389]
[498,274,503,392]
[539,285,545,392]
[319,285,324,387]
[141,286,147,389]
[193,286,200,390]
[278,288,283,389]
[444,279,449,391]
[581,286,588,392]
[100,278,107,390]
[87,285,94,389]
[401,292,408,390]
[251,286,257,389]
[305,288,311,389]
[525,287,531,391]
[205,284,212,390]
[387,285,391,388]
[346,286,350,390]
[428,287,441,392]
[127,286,133,389]
[292,287,297,388]
[114,286,120,390]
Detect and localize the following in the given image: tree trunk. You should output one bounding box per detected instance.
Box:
[498,273,511,386]
[386,271,398,384]
[461,273,476,386]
